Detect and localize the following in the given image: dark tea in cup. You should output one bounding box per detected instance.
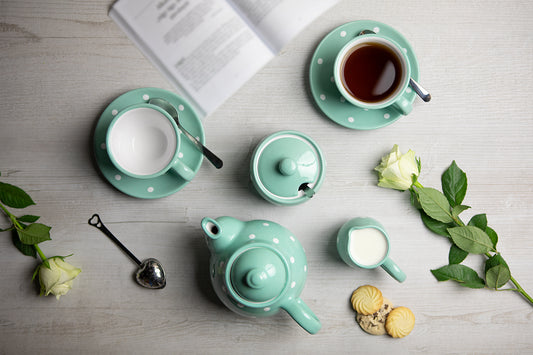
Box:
[334,35,412,115]
[340,42,403,103]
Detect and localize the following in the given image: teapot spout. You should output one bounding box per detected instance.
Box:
[202,217,222,240]
[201,216,243,254]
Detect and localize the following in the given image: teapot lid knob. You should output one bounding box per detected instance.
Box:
[246,268,267,289]
[228,246,288,303]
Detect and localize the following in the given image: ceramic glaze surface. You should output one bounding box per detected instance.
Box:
[93,88,205,199]
[229,246,288,303]
[250,131,326,205]
[309,20,419,129]
[108,107,177,176]
[337,217,406,283]
[201,216,321,334]
[334,35,411,113]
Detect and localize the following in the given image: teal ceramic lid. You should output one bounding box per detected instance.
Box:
[228,246,288,304]
[250,131,326,205]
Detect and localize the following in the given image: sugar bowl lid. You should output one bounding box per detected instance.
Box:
[250,131,326,205]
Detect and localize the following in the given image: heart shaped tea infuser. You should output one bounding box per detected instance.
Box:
[88,214,166,289]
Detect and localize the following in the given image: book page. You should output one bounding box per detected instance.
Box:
[229,0,339,52]
[110,0,273,117]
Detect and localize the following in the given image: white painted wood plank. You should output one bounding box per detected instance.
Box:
[1,0,532,353]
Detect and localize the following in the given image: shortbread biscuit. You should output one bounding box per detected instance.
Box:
[356,297,393,335]
[350,285,383,315]
[385,306,415,338]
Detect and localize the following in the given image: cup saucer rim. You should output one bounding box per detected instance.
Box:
[309,20,420,130]
[93,87,205,199]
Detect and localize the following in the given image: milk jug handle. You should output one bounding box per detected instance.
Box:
[381,257,406,283]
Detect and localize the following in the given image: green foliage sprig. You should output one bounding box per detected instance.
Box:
[375,146,531,305]
[410,162,532,304]
[0,173,52,262]
[0,172,81,299]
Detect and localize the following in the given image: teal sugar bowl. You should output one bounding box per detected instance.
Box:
[250,131,326,206]
[201,216,321,334]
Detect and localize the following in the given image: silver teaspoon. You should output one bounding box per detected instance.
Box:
[408,78,431,102]
[149,98,223,169]
[88,214,166,289]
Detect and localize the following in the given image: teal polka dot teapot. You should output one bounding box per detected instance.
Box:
[201,216,321,334]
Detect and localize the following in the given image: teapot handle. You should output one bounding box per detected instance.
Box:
[282,298,321,334]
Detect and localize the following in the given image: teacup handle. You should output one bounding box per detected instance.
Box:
[392,94,413,116]
[169,159,195,181]
[282,298,321,334]
[381,257,406,283]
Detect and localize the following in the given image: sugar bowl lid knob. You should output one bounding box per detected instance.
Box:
[278,158,297,176]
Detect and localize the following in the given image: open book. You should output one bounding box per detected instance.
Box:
[109,0,339,118]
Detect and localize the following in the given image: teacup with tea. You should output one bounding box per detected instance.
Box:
[334,34,413,115]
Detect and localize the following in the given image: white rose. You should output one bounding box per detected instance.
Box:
[375,145,419,191]
[37,257,81,299]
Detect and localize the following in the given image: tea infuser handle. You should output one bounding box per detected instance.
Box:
[88,214,142,266]
[282,298,322,334]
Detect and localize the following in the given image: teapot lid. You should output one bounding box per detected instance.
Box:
[250,131,325,205]
[227,245,289,305]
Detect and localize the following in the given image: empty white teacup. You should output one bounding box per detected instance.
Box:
[106,103,195,181]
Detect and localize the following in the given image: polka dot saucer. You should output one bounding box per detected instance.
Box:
[93,88,204,199]
[309,20,420,130]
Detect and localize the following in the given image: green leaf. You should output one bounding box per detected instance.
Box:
[416,187,454,223]
[0,182,35,209]
[12,229,37,257]
[17,223,51,245]
[18,215,40,223]
[448,226,495,254]
[431,264,485,288]
[441,161,467,207]
[468,214,498,248]
[449,244,468,264]
[451,205,470,219]
[468,214,487,231]
[485,227,498,248]
[485,254,511,289]
[420,211,453,237]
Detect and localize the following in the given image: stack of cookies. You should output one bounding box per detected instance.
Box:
[350,285,415,338]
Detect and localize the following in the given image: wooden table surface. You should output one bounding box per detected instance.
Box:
[1,0,532,353]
